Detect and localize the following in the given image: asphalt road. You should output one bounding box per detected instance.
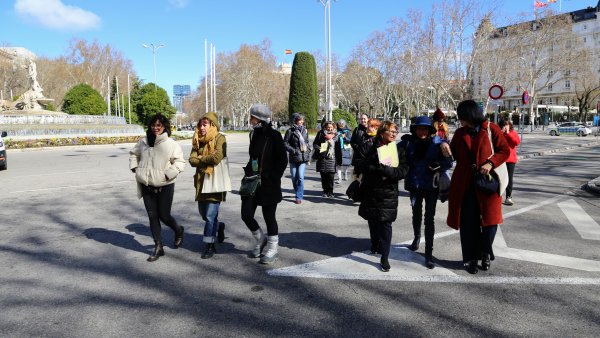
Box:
[1,132,599,337]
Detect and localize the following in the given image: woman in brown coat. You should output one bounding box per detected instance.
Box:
[447,100,509,274]
[189,112,228,259]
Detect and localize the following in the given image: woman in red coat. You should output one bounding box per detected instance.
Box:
[498,119,521,206]
[446,100,510,274]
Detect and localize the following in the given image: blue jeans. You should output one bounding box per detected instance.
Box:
[198,201,220,243]
[289,161,306,200]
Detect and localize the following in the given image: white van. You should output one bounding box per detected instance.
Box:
[0,131,7,170]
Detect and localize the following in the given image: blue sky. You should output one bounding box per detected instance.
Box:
[1,0,592,101]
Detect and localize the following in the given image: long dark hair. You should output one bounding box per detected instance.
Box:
[457,100,486,126]
[146,113,171,147]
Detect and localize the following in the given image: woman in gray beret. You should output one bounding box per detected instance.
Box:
[241,104,288,264]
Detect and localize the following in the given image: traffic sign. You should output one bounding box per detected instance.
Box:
[522,91,529,105]
[489,84,504,99]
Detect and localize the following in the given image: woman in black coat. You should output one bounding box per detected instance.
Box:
[241,104,288,264]
[356,121,408,272]
[312,121,340,198]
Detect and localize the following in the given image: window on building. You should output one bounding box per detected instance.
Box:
[584,37,587,43]
[516,86,519,92]
[584,24,588,29]
[547,98,553,105]
[565,80,571,88]
[565,69,571,76]
[548,82,553,91]
[548,70,554,78]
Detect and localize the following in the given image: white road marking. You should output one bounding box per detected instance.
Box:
[269,196,600,283]
[558,199,600,240]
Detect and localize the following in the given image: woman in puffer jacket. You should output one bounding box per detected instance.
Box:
[356,121,409,272]
[312,121,340,198]
[130,114,186,262]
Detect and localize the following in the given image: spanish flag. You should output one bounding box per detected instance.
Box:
[284,49,292,54]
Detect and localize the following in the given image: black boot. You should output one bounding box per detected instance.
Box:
[408,237,421,251]
[147,241,164,262]
[201,243,216,259]
[380,258,391,272]
[174,226,184,248]
[217,222,226,243]
[465,260,478,274]
[425,255,434,269]
[481,253,491,271]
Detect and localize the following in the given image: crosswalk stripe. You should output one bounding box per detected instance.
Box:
[558,199,600,240]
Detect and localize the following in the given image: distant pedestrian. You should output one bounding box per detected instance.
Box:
[241,104,288,264]
[350,114,369,170]
[283,113,311,204]
[356,121,409,272]
[312,121,340,198]
[189,111,228,259]
[398,116,453,269]
[447,100,509,274]
[499,119,520,206]
[433,108,450,141]
[352,118,381,176]
[129,113,186,262]
[336,119,352,183]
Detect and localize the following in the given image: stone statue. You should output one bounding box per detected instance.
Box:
[25,57,44,95]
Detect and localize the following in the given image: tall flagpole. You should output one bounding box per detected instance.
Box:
[205,39,209,113]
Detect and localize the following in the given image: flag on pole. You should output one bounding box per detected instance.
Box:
[284,49,292,54]
[547,0,557,3]
[534,0,547,8]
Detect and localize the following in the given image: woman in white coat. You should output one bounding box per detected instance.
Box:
[130,114,186,262]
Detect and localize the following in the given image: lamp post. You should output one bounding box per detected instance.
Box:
[318,0,335,121]
[142,43,165,91]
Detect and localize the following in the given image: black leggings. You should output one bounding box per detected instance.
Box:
[320,172,335,194]
[142,183,180,243]
[241,197,279,236]
[506,162,516,197]
[410,189,439,256]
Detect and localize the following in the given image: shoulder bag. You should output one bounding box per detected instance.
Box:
[202,156,232,193]
[239,140,267,197]
[487,126,509,196]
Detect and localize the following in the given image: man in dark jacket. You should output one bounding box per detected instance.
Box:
[242,104,288,264]
[350,113,369,167]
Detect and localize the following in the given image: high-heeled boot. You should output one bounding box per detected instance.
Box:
[409,236,421,251]
[217,222,226,243]
[201,243,216,259]
[147,241,164,262]
[174,226,184,248]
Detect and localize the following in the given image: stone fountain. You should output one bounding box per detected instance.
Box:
[0,47,143,139]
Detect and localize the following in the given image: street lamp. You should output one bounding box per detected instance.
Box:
[318,0,336,121]
[142,43,165,90]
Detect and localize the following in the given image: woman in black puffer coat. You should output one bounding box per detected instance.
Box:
[356,121,408,272]
[312,121,340,198]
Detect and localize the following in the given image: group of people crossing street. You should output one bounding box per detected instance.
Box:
[129,99,513,274]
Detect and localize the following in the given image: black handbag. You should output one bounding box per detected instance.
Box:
[346,179,362,202]
[473,171,498,195]
[239,175,261,197]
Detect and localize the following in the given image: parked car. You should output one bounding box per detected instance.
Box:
[547,122,592,137]
[0,131,7,170]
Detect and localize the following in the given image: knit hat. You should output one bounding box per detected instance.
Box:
[411,115,436,135]
[201,111,220,131]
[250,104,272,123]
[433,108,445,121]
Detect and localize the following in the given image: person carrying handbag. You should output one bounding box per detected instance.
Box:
[189,111,229,259]
[446,100,510,274]
[241,104,288,264]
